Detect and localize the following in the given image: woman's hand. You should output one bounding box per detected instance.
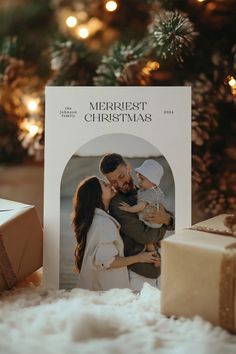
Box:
[136,251,157,263]
[143,204,171,225]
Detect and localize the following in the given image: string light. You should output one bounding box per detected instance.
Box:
[226,75,236,97]
[142,61,160,76]
[66,16,78,28]
[19,119,42,138]
[228,76,236,87]
[149,61,160,70]
[27,99,39,112]
[75,18,103,40]
[105,1,118,12]
[28,124,39,137]
[77,26,89,39]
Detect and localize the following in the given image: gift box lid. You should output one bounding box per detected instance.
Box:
[194,214,231,232]
[0,198,31,211]
[162,214,236,251]
[0,199,32,226]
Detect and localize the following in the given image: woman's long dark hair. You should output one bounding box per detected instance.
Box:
[72,176,105,272]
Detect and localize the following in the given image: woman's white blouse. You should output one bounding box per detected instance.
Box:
[77,208,130,291]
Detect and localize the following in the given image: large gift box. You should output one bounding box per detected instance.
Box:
[0,199,43,292]
[161,214,236,333]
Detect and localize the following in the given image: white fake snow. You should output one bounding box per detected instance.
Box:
[0,283,236,354]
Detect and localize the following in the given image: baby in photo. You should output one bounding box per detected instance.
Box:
[119,159,165,266]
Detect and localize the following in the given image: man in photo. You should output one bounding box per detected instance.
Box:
[99,153,174,291]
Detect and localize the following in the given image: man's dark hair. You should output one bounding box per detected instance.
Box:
[99,153,127,174]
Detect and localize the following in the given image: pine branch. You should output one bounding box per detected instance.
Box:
[49,37,98,85]
[0,37,19,57]
[149,11,198,63]
[94,40,149,86]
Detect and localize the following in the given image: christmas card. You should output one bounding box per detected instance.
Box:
[44,86,191,290]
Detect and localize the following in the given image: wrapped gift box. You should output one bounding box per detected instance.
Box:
[0,199,43,292]
[161,214,236,333]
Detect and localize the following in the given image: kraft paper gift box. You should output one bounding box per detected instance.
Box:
[0,199,43,292]
[161,214,236,333]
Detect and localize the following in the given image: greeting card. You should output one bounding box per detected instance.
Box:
[44,86,191,290]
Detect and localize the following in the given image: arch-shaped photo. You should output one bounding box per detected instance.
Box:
[60,133,175,290]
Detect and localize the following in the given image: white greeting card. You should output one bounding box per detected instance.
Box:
[44,86,191,290]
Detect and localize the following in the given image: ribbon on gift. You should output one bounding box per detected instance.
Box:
[0,233,18,289]
[189,222,236,333]
[219,246,236,333]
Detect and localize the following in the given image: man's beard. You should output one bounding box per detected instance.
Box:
[118,177,135,195]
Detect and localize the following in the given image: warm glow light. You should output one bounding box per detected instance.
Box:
[77,26,89,39]
[226,75,236,97]
[207,2,216,11]
[149,61,160,70]
[228,76,236,87]
[29,124,39,136]
[197,0,205,2]
[142,61,160,76]
[105,1,118,12]
[27,100,39,112]
[88,17,103,34]
[77,11,88,21]
[19,119,42,141]
[66,16,78,28]
[232,88,236,96]
[142,68,150,75]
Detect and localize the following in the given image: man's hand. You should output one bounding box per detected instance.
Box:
[119,201,131,211]
[143,204,171,226]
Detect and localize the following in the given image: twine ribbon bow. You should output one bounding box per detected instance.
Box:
[189,215,236,333]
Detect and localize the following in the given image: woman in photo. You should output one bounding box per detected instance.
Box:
[72,176,156,291]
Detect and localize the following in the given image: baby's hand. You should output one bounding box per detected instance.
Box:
[119,202,131,211]
[143,203,170,225]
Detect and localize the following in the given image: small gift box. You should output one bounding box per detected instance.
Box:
[0,199,43,292]
[161,214,236,333]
